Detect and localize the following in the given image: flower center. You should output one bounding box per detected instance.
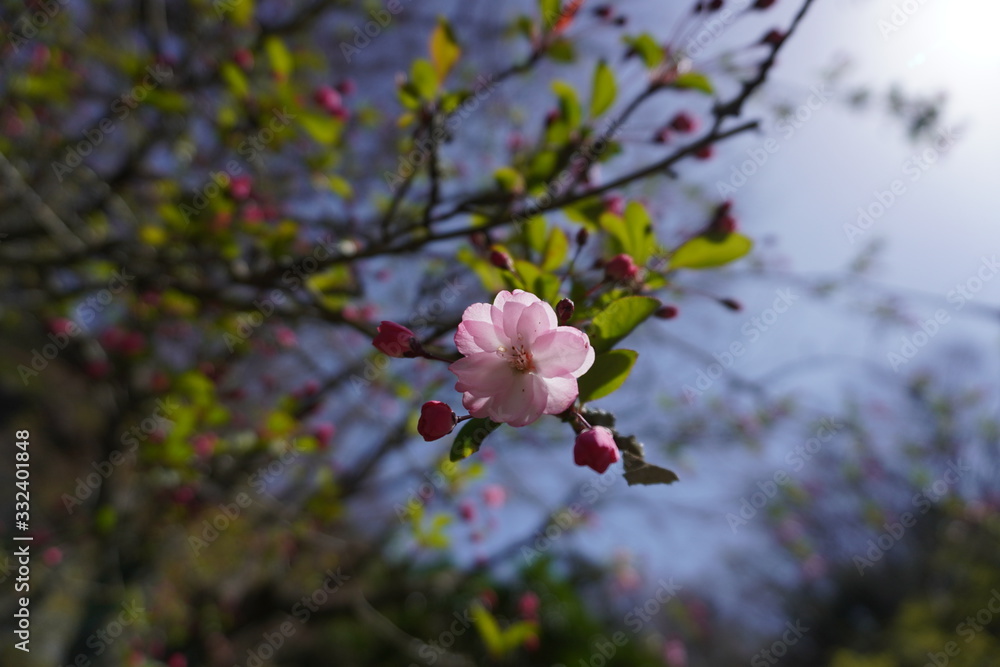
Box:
[497,344,535,373]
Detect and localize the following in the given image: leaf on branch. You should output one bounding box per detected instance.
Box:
[590,59,616,118]
[577,349,638,403]
[622,450,680,487]
[588,296,660,354]
[429,17,461,83]
[668,232,753,270]
[672,71,714,95]
[449,418,501,462]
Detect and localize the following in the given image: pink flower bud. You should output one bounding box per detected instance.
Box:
[669,112,698,133]
[518,591,540,619]
[489,249,515,271]
[233,48,254,70]
[459,500,477,522]
[372,321,417,357]
[574,426,620,473]
[762,29,785,46]
[605,254,640,282]
[483,484,506,508]
[655,305,679,319]
[604,195,625,216]
[555,298,575,324]
[313,86,343,113]
[229,176,252,201]
[417,401,457,441]
[314,422,336,448]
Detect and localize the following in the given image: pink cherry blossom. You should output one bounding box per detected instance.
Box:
[450,290,595,427]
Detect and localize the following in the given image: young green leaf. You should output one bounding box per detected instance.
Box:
[589,60,616,117]
[410,59,439,100]
[429,18,461,82]
[622,33,663,68]
[588,296,660,354]
[668,233,753,270]
[577,349,638,403]
[264,37,293,80]
[541,227,569,271]
[673,71,714,95]
[449,418,501,462]
[622,201,656,264]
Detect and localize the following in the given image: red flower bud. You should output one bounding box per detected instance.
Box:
[489,249,515,271]
[372,321,417,358]
[655,305,679,319]
[695,145,715,160]
[576,227,590,246]
[669,112,698,133]
[573,426,621,473]
[753,0,776,8]
[417,401,457,441]
[336,78,356,95]
[556,298,575,324]
[762,29,785,46]
[593,5,613,19]
[518,591,541,619]
[605,254,640,282]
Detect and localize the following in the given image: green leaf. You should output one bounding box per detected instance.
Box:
[623,33,663,68]
[547,37,576,62]
[622,201,656,264]
[577,349,638,403]
[669,232,753,270]
[589,59,616,117]
[298,112,342,145]
[264,37,293,80]
[429,17,461,82]
[539,0,561,29]
[541,227,569,271]
[673,71,714,95]
[220,63,249,99]
[411,59,438,100]
[523,216,548,254]
[449,418,501,462]
[494,166,524,194]
[588,296,660,354]
[499,621,538,653]
[471,604,504,656]
[551,80,581,129]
